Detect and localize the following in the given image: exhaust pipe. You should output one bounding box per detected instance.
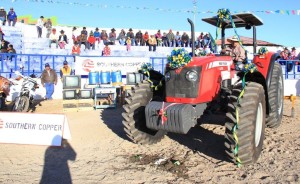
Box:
[187,18,195,57]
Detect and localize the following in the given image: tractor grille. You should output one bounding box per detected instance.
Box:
[165,66,201,98]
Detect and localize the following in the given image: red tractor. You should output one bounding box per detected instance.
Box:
[122,12,284,165]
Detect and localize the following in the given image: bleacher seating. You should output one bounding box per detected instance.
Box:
[2,22,192,58]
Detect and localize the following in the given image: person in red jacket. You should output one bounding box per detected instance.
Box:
[102,43,111,56]
[87,31,96,50]
[71,41,80,55]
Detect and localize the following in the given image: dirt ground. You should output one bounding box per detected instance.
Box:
[0,97,299,184]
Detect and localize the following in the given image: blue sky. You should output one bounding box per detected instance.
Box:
[1,0,300,47]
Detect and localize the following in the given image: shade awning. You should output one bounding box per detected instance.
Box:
[202,13,263,28]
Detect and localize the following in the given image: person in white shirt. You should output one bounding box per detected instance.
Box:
[36,16,44,38]
[49,28,58,48]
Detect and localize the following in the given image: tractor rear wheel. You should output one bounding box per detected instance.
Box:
[225,82,266,165]
[266,62,284,128]
[122,80,166,145]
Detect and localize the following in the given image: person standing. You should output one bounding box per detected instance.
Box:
[36,16,44,38]
[44,18,52,38]
[71,27,77,44]
[0,7,7,26]
[41,63,57,100]
[60,61,72,79]
[126,37,131,51]
[6,7,17,26]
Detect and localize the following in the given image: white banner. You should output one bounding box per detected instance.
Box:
[0,113,71,146]
[74,56,149,75]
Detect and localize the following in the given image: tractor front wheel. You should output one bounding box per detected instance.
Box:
[225,82,266,165]
[122,80,166,145]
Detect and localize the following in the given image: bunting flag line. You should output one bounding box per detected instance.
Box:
[8,0,300,15]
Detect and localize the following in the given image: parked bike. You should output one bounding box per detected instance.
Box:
[0,76,12,110]
[12,71,39,112]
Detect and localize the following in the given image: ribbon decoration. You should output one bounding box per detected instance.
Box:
[11,0,300,15]
[232,63,258,167]
[158,101,178,125]
[139,63,163,91]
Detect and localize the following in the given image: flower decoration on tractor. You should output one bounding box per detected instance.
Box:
[167,48,192,69]
[258,47,268,55]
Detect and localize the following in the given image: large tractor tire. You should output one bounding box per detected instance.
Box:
[225,82,266,165]
[266,62,284,128]
[122,80,166,145]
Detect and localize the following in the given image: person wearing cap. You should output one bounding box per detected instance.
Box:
[291,47,297,60]
[94,27,101,44]
[58,30,68,49]
[49,28,58,48]
[87,31,96,50]
[126,28,135,46]
[222,36,246,69]
[109,28,116,45]
[7,7,17,26]
[44,18,52,38]
[41,63,57,100]
[0,7,7,26]
[36,16,44,38]
[60,61,72,79]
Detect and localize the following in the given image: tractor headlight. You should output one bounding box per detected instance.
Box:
[165,71,171,81]
[185,71,198,82]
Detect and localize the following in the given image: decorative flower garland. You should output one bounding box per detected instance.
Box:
[258,47,268,55]
[167,48,192,69]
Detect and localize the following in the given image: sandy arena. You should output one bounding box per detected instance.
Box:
[0,98,299,184]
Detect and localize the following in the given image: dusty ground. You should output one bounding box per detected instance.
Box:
[0,97,299,184]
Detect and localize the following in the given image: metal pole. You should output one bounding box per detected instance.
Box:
[193,0,197,30]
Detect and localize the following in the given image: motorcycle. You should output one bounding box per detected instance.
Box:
[12,71,39,112]
[0,75,12,110]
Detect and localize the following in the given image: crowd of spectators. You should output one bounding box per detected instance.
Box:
[0,7,17,60]
[279,47,299,72]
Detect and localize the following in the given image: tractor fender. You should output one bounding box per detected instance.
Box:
[265,53,281,89]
